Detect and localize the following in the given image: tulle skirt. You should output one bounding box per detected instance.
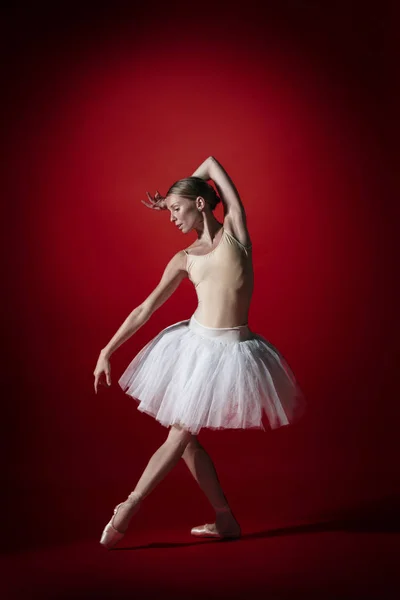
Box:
[118,314,306,435]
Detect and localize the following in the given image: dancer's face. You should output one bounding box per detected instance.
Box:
[166,194,203,234]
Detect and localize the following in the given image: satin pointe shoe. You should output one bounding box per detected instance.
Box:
[100,494,142,549]
[190,523,241,540]
[100,503,126,549]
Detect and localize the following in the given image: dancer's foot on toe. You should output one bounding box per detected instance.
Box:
[100,491,142,549]
[112,491,142,533]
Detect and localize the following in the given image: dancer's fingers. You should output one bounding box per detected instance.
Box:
[141,200,162,210]
[146,191,155,203]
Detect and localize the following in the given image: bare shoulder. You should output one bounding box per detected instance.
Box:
[223,213,252,248]
[140,250,188,316]
[167,250,188,274]
[153,250,188,295]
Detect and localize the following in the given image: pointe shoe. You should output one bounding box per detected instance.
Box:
[100,503,126,549]
[100,495,141,549]
[190,523,241,540]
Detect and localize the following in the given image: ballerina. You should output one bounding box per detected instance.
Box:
[94,156,305,549]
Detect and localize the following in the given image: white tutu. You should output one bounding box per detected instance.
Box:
[118,315,305,435]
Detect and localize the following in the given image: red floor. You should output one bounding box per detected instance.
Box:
[4,517,399,600]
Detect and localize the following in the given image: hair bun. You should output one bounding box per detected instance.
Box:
[209,185,221,210]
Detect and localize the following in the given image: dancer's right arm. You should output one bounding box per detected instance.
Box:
[93,251,187,392]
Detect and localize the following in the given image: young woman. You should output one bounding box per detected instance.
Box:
[94,156,305,549]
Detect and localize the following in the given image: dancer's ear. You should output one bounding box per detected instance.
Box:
[195,196,206,211]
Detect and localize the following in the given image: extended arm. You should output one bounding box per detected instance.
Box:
[191,156,250,245]
[100,251,187,359]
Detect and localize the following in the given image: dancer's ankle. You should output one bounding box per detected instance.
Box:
[214,503,231,516]
[127,491,143,503]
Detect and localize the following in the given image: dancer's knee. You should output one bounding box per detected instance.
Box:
[181,435,202,460]
[166,424,193,451]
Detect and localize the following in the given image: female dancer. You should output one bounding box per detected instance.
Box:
[94,156,305,549]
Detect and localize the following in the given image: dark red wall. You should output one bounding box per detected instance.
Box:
[4,1,398,551]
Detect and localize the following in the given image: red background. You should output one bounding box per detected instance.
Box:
[4,1,398,597]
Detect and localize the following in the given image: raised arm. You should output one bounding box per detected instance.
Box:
[191,156,250,246]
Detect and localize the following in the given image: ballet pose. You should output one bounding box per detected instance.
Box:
[94,156,305,549]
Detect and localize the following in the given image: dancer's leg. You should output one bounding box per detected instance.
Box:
[113,424,192,532]
[182,436,240,532]
[182,436,229,510]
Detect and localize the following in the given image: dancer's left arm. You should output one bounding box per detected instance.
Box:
[191,156,250,247]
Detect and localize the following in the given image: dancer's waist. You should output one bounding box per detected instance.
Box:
[189,314,252,342]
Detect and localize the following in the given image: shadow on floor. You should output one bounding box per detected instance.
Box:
[115,493,400,551]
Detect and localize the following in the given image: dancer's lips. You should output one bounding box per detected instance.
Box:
[176,223,183,229]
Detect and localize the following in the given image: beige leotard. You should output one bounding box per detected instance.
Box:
[183,227,254,328]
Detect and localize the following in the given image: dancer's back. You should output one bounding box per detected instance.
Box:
[184,226,254,328]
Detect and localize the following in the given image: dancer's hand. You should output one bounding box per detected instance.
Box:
[141,190,167,211]
[93,352,111,394]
